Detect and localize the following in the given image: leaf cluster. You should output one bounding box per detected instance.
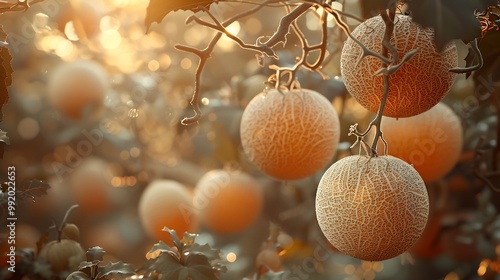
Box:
[141,227,226,280]
[68,246,135,280]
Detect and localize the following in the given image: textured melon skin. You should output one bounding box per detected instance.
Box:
[315,155,429,261]
[240,88,340,181]
[340,14,458,118]
[381,102,463,183]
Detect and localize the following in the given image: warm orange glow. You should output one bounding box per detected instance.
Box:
[226,252,237,263]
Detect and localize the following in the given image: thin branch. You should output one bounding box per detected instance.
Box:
[271,3,329,88]
[187,7,277,57]
[449,38,483,74]
[56,204,79,242]
[363,7,397,156]
[175,2,269,125]
[261,3,313,47]
[374,48,418,76]
[328,7,393,66]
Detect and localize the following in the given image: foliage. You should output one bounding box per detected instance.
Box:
[141,227,226,279]
[69,246,135,280]
[1,0,500,279]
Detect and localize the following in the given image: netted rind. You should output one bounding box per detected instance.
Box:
[340,15,458,118]
[240,88,340,180]
[315,155,429,261]
[381,102,463,182]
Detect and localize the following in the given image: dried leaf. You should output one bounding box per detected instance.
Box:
[17,179,50,201]
[97,261,135,278]
[145,0,220,30]
[86,246,106,262]
[406,0,498,50]
[0,25,12,122]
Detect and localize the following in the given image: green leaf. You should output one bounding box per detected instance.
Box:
[188,243,222,262]
[406,0,498,50]
[183,254,220,280]
[148,240,179,259]
[97,261,136,278]
[145,0,220,30]
[66,271,91,280]
[162,227,183,252]
[77,261,95,271]
[145,253,183,277]
[181,232,198,246]
[86,246,106,262]
[17,180,51,201]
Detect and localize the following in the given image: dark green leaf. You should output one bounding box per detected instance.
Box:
[86,246,106,262]
[189,243,222,262]
[145,0,219,30]
[66,271,91,280]
[148,240,179,259]
[162,227,183,252]
[182,232,198,246]
[17,180,51,201]
[406,0,498,50]
[77,261,95,271]
[97,261,135,278]
[145,253,183,277]
[182,254,219,280]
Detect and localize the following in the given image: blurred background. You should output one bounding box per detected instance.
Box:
[0,0,499,279]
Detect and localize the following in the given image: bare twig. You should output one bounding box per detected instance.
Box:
[268,3,330,89]
[260,3,313,47]
[175,3,269,124]
[449,38,483,74]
